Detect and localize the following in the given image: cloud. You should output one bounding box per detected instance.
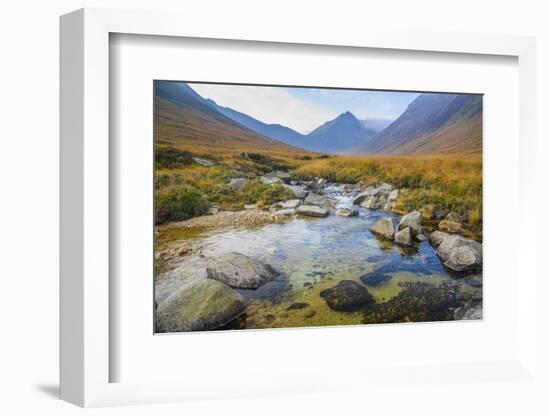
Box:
[190,83,337,134]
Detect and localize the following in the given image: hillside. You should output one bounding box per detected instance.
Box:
[155,81,310,158]
[358,93,482,155]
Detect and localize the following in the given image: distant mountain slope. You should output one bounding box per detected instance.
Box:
[358,93,482,155]
[205,99,307,148]
[304,111,380,153]
[155,82,307,156]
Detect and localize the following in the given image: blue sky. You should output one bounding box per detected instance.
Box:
[191,83,420,134]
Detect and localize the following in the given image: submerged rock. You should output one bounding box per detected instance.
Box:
[155,279,245,332]
[296,205,329,218]
[320,280,375,311]
[228,178,248,192]
[206,252,279,289]
[360,272,392,286]
[398,211,422,236]
[431,232,482,272]
[370,217,395,240]
[336,208,358,217]
[394,226,413,246]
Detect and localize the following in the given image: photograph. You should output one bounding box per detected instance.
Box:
[153,81,483,333]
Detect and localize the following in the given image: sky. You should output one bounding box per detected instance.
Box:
[191,83,420,134]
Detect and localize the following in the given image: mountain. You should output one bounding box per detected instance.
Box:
[358,93,482,155]
[155,82,306,156]
[360,118,393,133]
[205,99,307,148]
[305,111,380,153]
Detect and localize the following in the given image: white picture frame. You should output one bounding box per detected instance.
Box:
[60,7,538,408]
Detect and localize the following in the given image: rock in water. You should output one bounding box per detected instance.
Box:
[272,208,296,218]
[361,197,379,210]
[228,178,248,192]
[352,187,378,205]
[432,232,482,272]
[370,217,395,239]
[304,192,334,210]
[320,280,375,311]
[394,226,413,246]
[280,199,302,209]
[296,205,329,218]
[206,252,279,289]
[336,208,358,217]
[155,279,245,332]
[429,230,448,247]
[398,211,422,236]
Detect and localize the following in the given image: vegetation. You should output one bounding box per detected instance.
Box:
[292,154,482,232]
[155,142,482,233]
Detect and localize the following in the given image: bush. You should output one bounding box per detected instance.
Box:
[155,185,209,224]
[156,147,194,169]
[240,181,294,206]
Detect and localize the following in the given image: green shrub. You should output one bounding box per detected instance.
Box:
[156,147,194,169]
[239,181,294,206]
[155,185,209,224]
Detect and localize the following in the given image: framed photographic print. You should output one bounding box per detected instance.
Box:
[60,7,540,409]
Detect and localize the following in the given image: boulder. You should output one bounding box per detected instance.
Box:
[283,184,308,199]
[206,252,279,289]
[353,187,377,205]
[265,171,291,183]
[454,301,482,320]
[434,233,482,272]
[394,226,413,246]
[398,211,422,236]
[320,280,375,311]
[155,279,245,332]
[296,205,329,218]
[378,183,393,192]
[388,189,399,201]
[244,203,257,210]
[361,197,379,210]
[304,192,334,210]
[336,208,358,217]
[280,199,302,209]
[272,208,296,218]
[370,217,395,240]
[228,178,248,192]
[260,176,283,185]
[416,233,427,242]
[438,219,464,233]
[192,157,217,167]
[429,230,448,248]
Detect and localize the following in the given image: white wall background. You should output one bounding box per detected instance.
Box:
[0,0,548,415]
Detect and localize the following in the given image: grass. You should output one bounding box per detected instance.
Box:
[292,154,482,233]
[155,144,482,234]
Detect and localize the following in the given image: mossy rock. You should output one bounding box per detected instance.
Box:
[155,279,245,332]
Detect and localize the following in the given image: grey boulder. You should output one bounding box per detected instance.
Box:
[206,252,279,289]
[155,279,245,332]
[398,211,422,236]
[370,217,395,240]
[394,226,413,246]
[336,208,358,217]
[304,192,334,210]
[228,178,248,192]
[296,205,329,218]
[432,232,483,272]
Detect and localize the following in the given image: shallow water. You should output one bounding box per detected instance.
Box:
[188,187,482,329]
